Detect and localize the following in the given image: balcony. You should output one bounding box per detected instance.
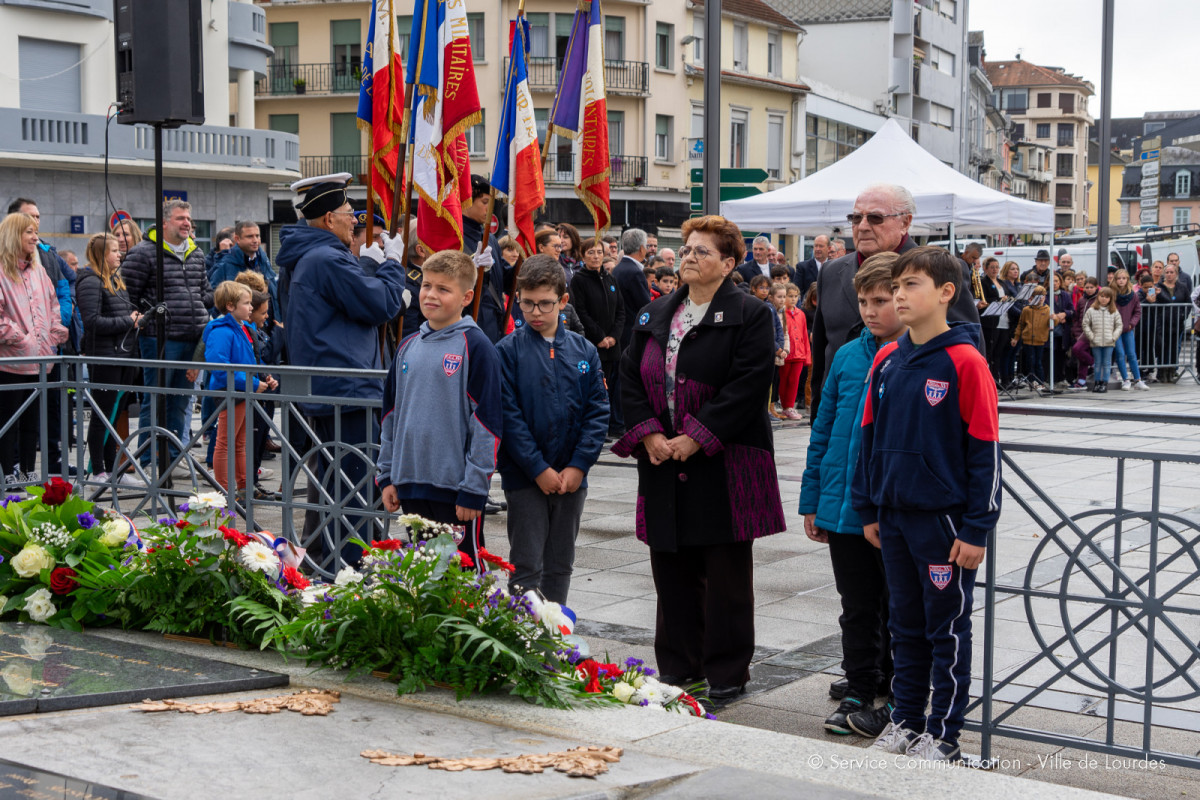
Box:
[1,107,298,178]
[502,58,650,96]
[543,153,647,186]
[256,63,362,97]
[299,155,369,181]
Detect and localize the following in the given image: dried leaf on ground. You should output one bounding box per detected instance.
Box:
[361,745,623,779]
[135,689,341,716]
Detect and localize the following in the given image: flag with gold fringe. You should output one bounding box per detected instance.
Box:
[356,0,405,228]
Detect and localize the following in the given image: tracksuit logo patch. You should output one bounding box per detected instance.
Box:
[925,379,949,406]
[929,564,952,590]
[443,354,463,376]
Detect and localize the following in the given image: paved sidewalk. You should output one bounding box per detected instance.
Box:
[481,379,1200,800]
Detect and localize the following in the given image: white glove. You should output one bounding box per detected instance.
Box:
[359,242,385,265]
[402,288,412,309]
[472,242,495,272]
[381,231,406,263]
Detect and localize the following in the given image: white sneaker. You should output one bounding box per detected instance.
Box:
[91,472,110,483]
[118,472,146,487]
[1133,380,1150,391]
[871,722,921,754]
[256,467,275,480]
[1120,380,1131,390]
[906,732,961,762]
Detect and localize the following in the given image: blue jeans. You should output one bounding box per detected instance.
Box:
[1112,329,1141,380]
[138,337,198,466]
[1092,345,1114,384]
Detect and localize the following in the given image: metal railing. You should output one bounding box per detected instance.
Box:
[543,153,647,186]
[1133,301,1198,382]
[299,155,369,180]
[502,57,650,95]
[255,62,362,96]
[0,356,393,580]
[967,403,1200,769]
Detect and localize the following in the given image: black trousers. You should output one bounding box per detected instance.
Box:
[0,371,39,476]
[85,364,137,475]
[399,497,485,572]
[649,540,755,688]
[304,409,377,568]
[828,531,893,700]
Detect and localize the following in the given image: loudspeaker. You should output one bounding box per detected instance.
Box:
[114,0,205,127]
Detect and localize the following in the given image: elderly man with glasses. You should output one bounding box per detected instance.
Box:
[809,184,981,422]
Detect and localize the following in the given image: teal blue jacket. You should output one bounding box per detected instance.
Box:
[798,326,878,535]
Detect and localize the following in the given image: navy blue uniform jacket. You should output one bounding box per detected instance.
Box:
[851,322,1001,547]
[495,323,610,492]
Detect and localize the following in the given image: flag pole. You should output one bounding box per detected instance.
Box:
[395,0,432,241]
[498,0,532,330]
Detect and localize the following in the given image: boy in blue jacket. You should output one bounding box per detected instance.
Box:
[204,281,276,494]
[852,246,1001,762]
[799,253,902,738]
[377,250,502,569]
[495,255,609,603]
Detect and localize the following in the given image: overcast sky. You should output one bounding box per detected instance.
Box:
[968,0,1195,119]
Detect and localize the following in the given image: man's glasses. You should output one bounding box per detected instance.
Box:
[846,212,905,226]
[518,298,561,314]
[678,245,719,259]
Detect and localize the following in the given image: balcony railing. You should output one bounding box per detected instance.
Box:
[256,63,362,97]
[1057,132,1076,147]
[543,153,647,186]
[502,57,649,96]
[299,155,369,180]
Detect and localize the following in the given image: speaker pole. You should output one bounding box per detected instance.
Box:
[153,122,170,500]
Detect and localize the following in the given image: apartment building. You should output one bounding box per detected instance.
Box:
[983,56,1094,231]
[254,0,805,238]
[0,0,298,252]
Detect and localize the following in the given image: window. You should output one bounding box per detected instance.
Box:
[534,107,549,146]
[607,110,624,155]
[767,113,784,179]
[330,19,361,91]
[269,22,298,67]
[1175,170,1191,198]
[604,16,625,61]
[467,13,484,61]
[331,113,361,177]
[527,14,550,58]
[998,88,1027,114]
[1056,153,1074,178]
[1055,184,1073,208]
[268,114,299,135]
[655,22,673,69]
[1012,123,1025,141]
[931,103,953,130]
[465,110,486,157]
[18,37,80,113]
[690,104,704,162]
[691,14,704,63]
[396,16,411,62]
[1057,122,1075,146]
[805,113,870,174]
[937,0,957,20]
[1037,92,1051,108]
[1144,121,1166,134]
[730,109,747,168]
[1058,93,1075,113]
[732,23,748,71]
[1036,123,1050,139]
[1175,208,1191,227]
[655,114,673,161]
[767,32,781,77]
[930,46,955,76]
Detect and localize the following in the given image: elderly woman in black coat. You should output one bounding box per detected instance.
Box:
[613,214,785,707]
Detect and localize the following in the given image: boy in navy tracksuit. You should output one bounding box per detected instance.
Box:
[495,255,610,602]
[852,246,1001,762]
[377,250,502,569]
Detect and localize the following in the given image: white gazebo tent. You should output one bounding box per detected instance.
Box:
[719,119,1054,236]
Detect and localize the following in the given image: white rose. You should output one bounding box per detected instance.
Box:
[611,682,636,703]
[12,544,55,578]
[99,519,128,548]
[24,587,57,623]
[0,595,8,612]
[334,567,363,586]
[632,675,645,689]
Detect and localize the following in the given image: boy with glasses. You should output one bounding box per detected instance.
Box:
[495,255,610,602]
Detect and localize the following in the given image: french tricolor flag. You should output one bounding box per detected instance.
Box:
[491,17,544,257]
[356,0,405,227]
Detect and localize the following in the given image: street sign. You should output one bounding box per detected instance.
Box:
[489,214,500,236]
[690,184,761,210]
[690,168,770,184]
[1142,160,1160,177]
[109,209,131,230]
[70,216,84,234]
[1139,149,1160,161]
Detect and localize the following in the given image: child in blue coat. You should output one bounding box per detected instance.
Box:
[799,253,903,738]
[204,281,276,493]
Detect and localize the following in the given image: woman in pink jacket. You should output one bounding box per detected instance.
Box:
[0,212,69,482]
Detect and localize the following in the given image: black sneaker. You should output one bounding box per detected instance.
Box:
[848,699,895,738]
[828,678,848,700]
[824,696,866,734]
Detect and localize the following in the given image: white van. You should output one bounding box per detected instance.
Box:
[1111,234,1200,285]
[984,244,1132,278]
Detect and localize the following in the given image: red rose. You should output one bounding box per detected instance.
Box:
[282,565,310,590]
[371,539,404,551]
[49,567,79,595]
[456,551,475,569]
[41,477,72,506]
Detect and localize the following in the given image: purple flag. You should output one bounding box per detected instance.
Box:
[549,8,589,136]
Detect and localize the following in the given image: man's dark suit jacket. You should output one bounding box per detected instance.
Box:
[613,255,652,349]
